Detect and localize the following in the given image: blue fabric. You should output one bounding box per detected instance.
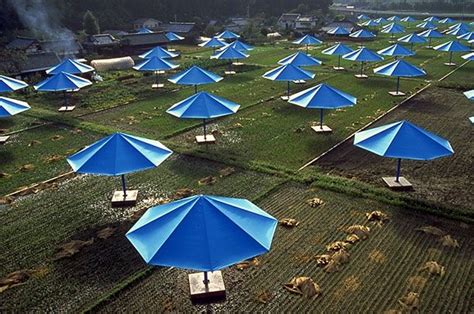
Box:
[398,33,427,44]
[418,29,443,38]
[223,40,254,51]
[322,43,353,55]
[462,52,474,61]
[374,59,426,77]
[381,23,405,34]
[278,52,322,67]
[137,27,153,34]
[126,195,278,271]
[293,34,322,45]
[416,21,436,29]
[168,66,222,85]
[401,16,416,23]
[446,27,468,36]
[327,27,350,35]
[67,132,172,176]
[354,120,454,160]
[342,47,384,62]
[458,32,474,41]
[349,29,376,38]
[360,20,379,27]
[199,37,226,48]
[262,64,315,81]
[166,32,184,41]
[0,75,28,93]
[434,41,470,52]
[378,44,414,57]
[448,22,471,32]
[139,46,179,59]
[388,16,401,21]
[424,16,439,22]
[358,14,370,20]
[211,46,248,60]
[46,59,94,75]
[133,56,179,72]
[464,90,474,101]
[439,17,456,24]
[0,96,31,118]
[166,92,240,119]
[374,17,387,24]
[216,30,240,40]
[288,83,356,109]
[34,72,92,92]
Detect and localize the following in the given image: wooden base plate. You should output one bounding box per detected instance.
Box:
[444,62,456,66]
[189,271,226,303]
[354,74,368,79]
[0,135,10,145]
[152,83,165,89]
[382,177,413,190]
[111,190,138,207]
[155,70,165,74]
[196,134,216,144]
[389,91,406,96]
[224,71,236,75]
[333,66,345,71]
[293,80,306,84]
[168,49,177,52]
[311,125,332,133]
[232,62,244,66]
[280,95,290,101]
[58,106,76,112]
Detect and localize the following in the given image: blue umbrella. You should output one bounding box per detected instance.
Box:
[381,23,405,41]
[199,37,226,49]
[293,34,322,54]
[133,56,179,88]
[0,97,31,118]
[378,43,414,58]
[424,16,439,23]
[358,14,370,20]
[289,83,356,131]
[168,66,223,93]
[278,52,322,67]
[67,132,172,198]
[342,47,384,78]
[0,75,28,93]
[211,46,249,75]
[439,17,455,24]
[167,91,240,141]
[417,21,436,29]
[349,29,376,39]
[462,52,474,61]
[322,43,353,69]
[139,46,179,59]
[447,22,471,32]
[360,20,380,28]
[398,33,427,50]
[126,195,277,285]
[166,32,184,41]
[222,40,254,52]
[445,27,468,36]
[374,59,426,95]
[374,17,388,25]
[388,16,401,22]
[401,16,416,23]
[327,26,350,36]
[464,90,474,100]
[262,64,315,99]
[216,30,240,40]
[137,27,153,34]
[458,32,474,41]
[46,58,94,75]
[354,120,453,184]
[434,40,470,65]
[418,29,444,47]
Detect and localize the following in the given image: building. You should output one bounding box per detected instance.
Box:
[120,32,169,55]
[40,39,84,58]
[278,13,301,30]
[6,37,41,54]
[83,34,121,55]
[224,17,251,33]
[295,16,318,32]
[133,18,162,31]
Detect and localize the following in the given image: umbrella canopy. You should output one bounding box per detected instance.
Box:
[434,40,470,52]
[398,33,427,44]
[342,47,384,62]
[166,92,240,119]
[263,64,315,81]
[46,59,94,75]
[67,132,172,176]
[381,23,405,34]
[349,29,376,38]
[354,120,453,161]
[448,22,470,30]
[278,52,322,67]
[445,27,468,36]
[360,20,380,27]
[464,90,474,101]
[322,43,353,56]
[216,30,240,40]
[199,37,226,48]
[378,43,414,57]
[417,21,436,29]
[126,194,278,272]
[0,75,28,93]
[424,16,439,23]
[222,40,254,51]
[211,46,249,60]
[439,17,456,24]
[418,29,443,38]
[137,27,154,34]
[34,72,92,92]
[166,32,184,41]
[358,14,370,20]
[374,59,426,77]
[133,56,178,72]
[289,83,356,109]
[401,16,416,23]
[327,26,350,35]
[139,46,179,59]
[374,17,388,24]
[388,16,401,21]
[168,65,223,93]
[458,32,474,41]
[293,34,322,45]
[0,97,31,118]
[462,52,474,60]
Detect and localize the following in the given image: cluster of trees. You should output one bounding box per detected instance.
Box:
[353,0,473,13]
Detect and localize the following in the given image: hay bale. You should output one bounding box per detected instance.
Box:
[91,57,135,72]
[235,258,260,270]
[439,235,460,248]
[366,211,389,225]
[255,290,273,304]
[326,241,350,252]
[219,167,236,177]
[172,188,194,199]
[284,277,321,299]
[198,176,217,186]
[419,261,445,276]
[398,292,420,311]
[345,225,370,240]
[279,218,300,228]
[307,197,324,208]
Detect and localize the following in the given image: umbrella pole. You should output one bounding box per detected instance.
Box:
[396,76,400,94]
[449,51,453,64]
[121,175,127,197]
[203,271,209,288]
[320,109,324,129]
[306,44,309,54]
[287,81,290,99]
[395,158,402,182]
[338,55,341,68]
[194,85,198,94]
[360,62,364,76]
[203,118,207,140]
[428,37,432,48]
[411,42,414,51]
[63,91,68,109]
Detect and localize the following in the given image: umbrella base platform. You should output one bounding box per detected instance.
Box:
[111,190,138,207]
[0,135,10,145]
[58,106,76,112]
[311,125,332,133]
[425,46,433,49]
[444,62,456,66]
[382,177,413,190]
[388,91,406,97]
[232,62,244,66]
[189,271,226,303]
[168,49,177,52]
[354,74,368,79]
[154,70,166,74]
[196,135,216,144]
[152,83,165,89]
[293,80,306,84]
[280,95,290,101]
[333,66,345,71]
[224,71,236,75]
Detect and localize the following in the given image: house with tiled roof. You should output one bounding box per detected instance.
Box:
[120,32,169,55]
[278,13,301,30]
[133,18,162,31]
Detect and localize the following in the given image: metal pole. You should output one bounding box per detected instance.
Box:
[338,55,341,68]
[449,51,453,64]
[287,81,290,98]
[121,174,127,197]
[395,158,401,182]
[194,85,198,94]
[203,271,209,287]
[396,76,400,94]
[63,91,68,109]
[360,61,364,76]
[203,118,207,140]
[320,109,324,128]
[428,37,432,48]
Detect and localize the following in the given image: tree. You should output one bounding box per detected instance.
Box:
[83,10,100,35]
